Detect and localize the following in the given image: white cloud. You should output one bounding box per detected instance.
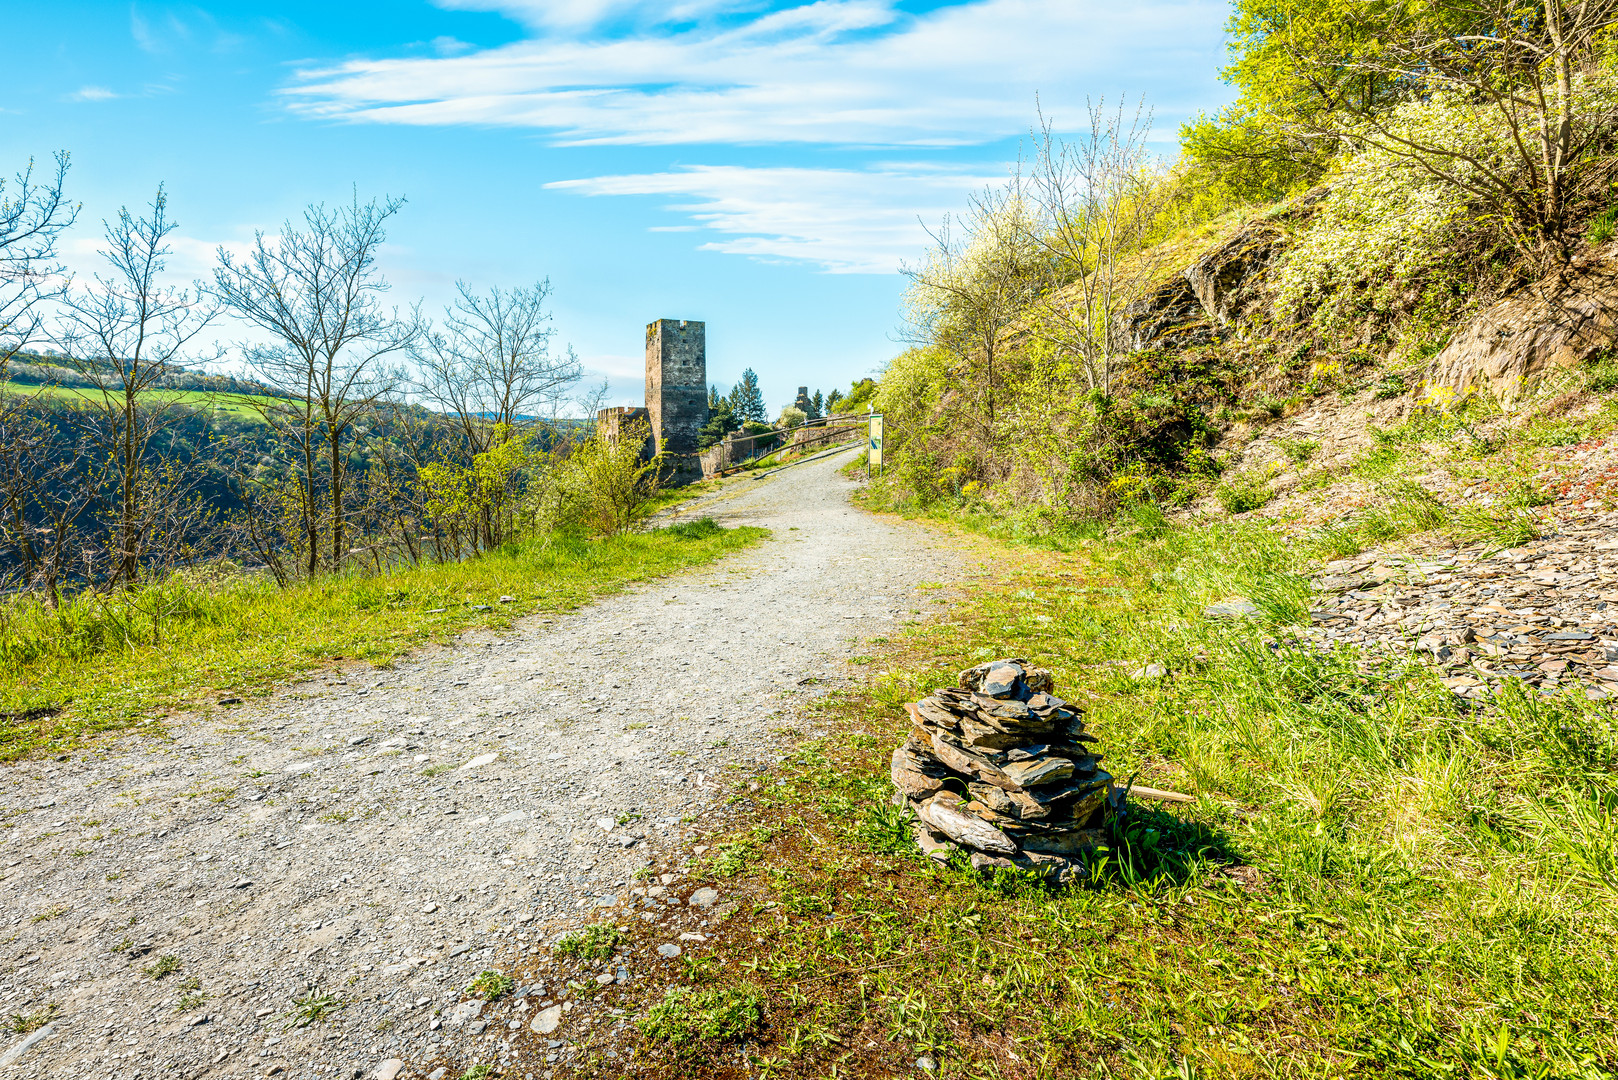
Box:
[69,86,119,102]
[284,0,1224,147]
[548,163,1003,273]
[432,0,761,33]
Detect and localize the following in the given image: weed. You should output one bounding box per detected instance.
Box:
[284,991,345,1028]
[420,764,451,777]
[8,1003,56,1034]
[1586,356,1618,392]
[176,991,207,1012]
[460,1065,494,1080]
[1588,205,1618,243]
[465,970,514,1001]
[554,924,622,961]
[1215,473,1272,515]
[29,905,69,923]
[143,955,179,979]
[1374,371,1409,399]
[1275,436,1320,465]
[640,985,765,1048]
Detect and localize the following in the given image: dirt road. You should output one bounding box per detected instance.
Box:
[0,448,965,1080]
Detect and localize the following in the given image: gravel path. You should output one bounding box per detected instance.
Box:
[0,449,966,1080]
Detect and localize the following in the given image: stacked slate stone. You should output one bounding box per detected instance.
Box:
[891,658,1116,883]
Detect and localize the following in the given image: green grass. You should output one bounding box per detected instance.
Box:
[284,991,345,1028]
[1214,470,1273,514]
[596,515,1618,1080]
[0,520,765,760]
[1306,479,1542,559]
[639,985,765,1050]
[1,380,279,421]
[554,924,624,961]
[466,970,514,1001]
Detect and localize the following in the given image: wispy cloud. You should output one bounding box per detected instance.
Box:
[68,86,119,102]
[284,0,1224,147]
[548,163,1004,273]
[433,0,762,34]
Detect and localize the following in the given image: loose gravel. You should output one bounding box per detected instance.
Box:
[0,449,967,1080]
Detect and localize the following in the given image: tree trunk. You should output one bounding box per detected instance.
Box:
[121,391,137,589]
[329,420,344,572]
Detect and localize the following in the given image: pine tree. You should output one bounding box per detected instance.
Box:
[826,388,844,412]
[697,397,738,449]
[808,391,824,420]
[728,368,766,424]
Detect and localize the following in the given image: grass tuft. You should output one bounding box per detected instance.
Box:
[639,985,765,1049]
[465,970,514,1001]
[554,924,623,961]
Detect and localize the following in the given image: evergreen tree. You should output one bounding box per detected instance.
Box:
[826,388,844,412]
[728,368,766,423]
[808,390,824,420]
[698,395,738,449]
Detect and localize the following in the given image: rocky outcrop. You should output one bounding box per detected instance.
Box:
[1183,222,1285,328]
[1121,277,1218,353]
[1425,247,1618,407]
[1121,189,1327,354]
[1181,188,1327,329]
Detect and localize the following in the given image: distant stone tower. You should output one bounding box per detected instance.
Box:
[645,319,707,457]
[793,386,811,413]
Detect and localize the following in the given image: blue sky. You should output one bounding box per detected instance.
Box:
[3,0,1233,413]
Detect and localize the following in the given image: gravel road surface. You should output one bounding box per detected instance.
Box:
[0,448,966,1080]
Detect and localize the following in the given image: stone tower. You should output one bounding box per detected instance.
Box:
[645,319,707,457]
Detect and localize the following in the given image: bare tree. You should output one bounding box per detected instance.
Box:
[212,193,420,576]
[56,185,221,589]
[1025,99,1180,395]
[414,279,581,457]
[901,184,1050,435]
[0,152,77,373]
[0,407,101,603]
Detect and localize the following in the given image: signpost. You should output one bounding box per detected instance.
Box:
[868,412,883,476]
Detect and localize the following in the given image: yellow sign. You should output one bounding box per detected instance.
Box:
[868,413,883,471]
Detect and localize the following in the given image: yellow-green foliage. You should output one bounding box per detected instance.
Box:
[419,427,544,553]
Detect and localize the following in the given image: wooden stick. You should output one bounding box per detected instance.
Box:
[1128,785,1196,803]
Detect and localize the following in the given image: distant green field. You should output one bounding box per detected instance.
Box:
[1,380,277,421]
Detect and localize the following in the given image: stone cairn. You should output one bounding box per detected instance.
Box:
[891,658,1117,884]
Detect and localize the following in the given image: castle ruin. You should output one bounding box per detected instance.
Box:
[644,319,706,457]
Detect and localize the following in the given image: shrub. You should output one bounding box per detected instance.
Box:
[529,419,660,538]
